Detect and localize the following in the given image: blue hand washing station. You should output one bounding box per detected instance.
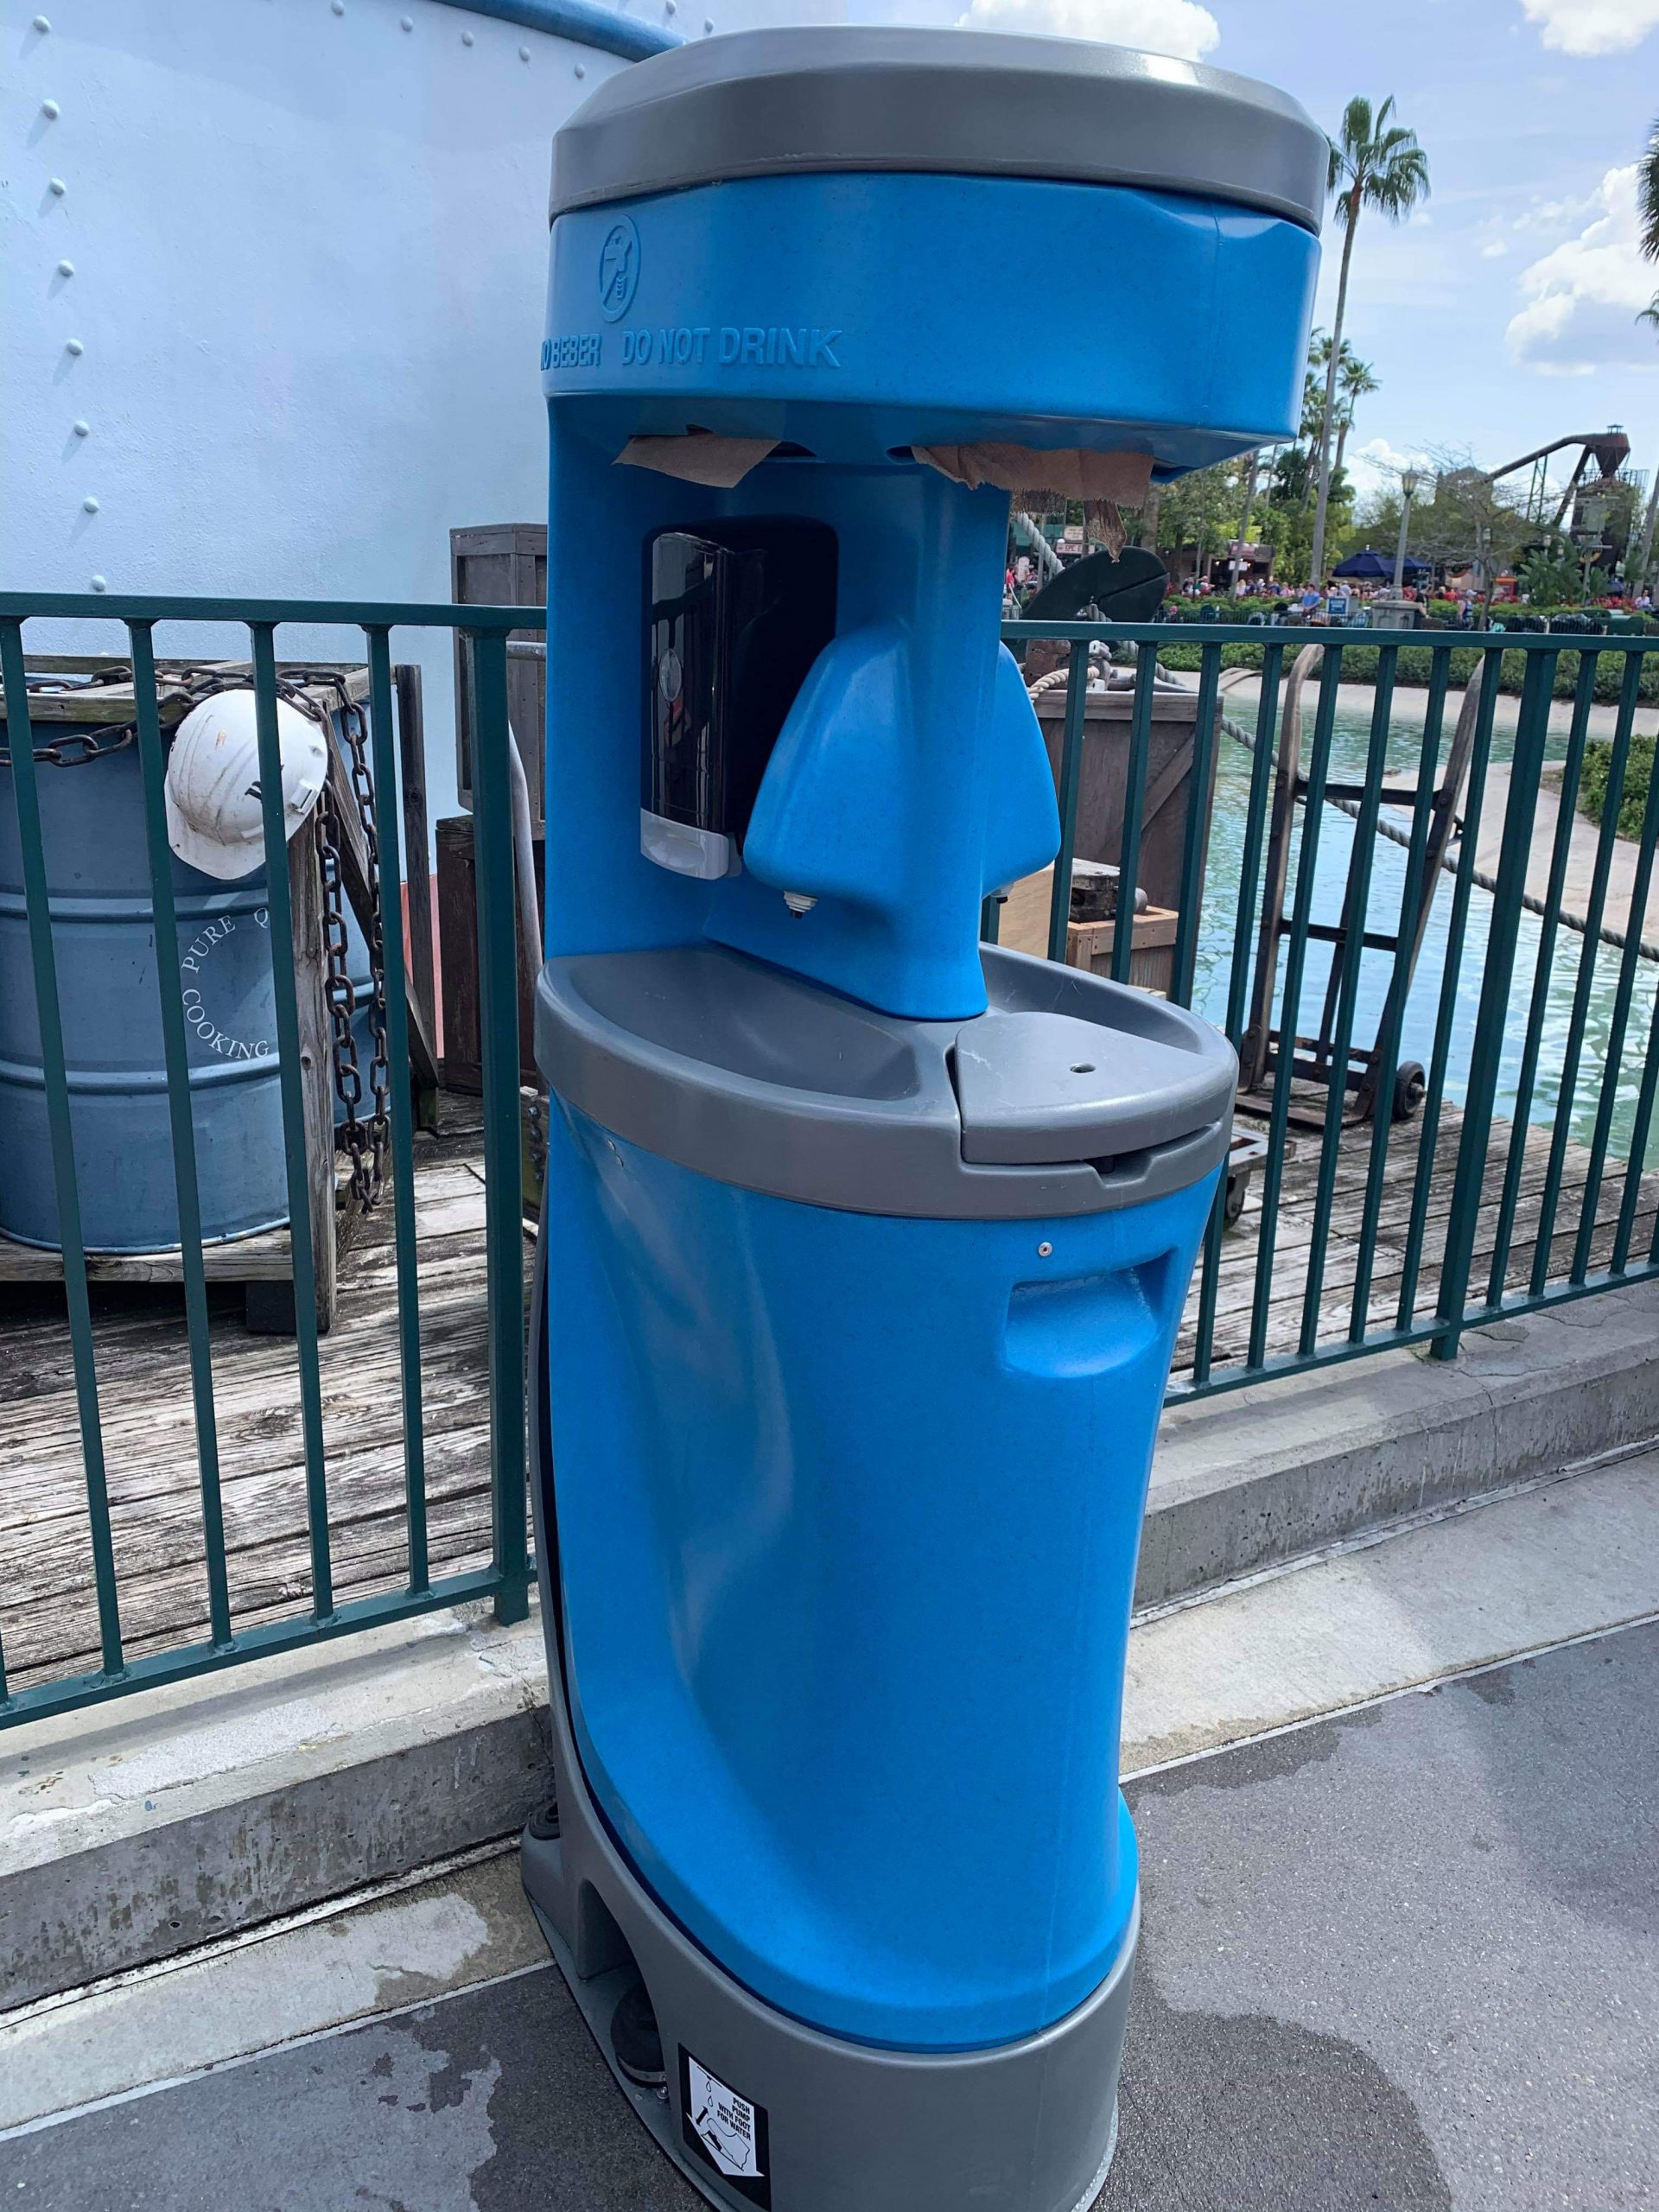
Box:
[521,29,1321,2210]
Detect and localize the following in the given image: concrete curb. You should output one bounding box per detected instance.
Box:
[1,1607,552,2015]
[1141,1280,1659,1606]
[5,1281,1658,2011]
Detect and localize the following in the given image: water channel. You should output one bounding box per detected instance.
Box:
[1191,690,1659,1173]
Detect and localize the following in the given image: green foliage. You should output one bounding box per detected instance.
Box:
[1149,460,1242,565]
[1357,454,1533,587]
[1328,95,1432,228]
[1516,544,1585,606]
[1579,734,1656,840]
[1641,112,1659,264]
[1149,637,1659,706]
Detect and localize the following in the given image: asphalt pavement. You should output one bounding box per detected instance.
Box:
[6,1619,1655,2212]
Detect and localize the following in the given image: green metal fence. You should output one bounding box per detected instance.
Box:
[1005,620,1659,1395]
[0,594,537,1728]
[3,599,1659,1730]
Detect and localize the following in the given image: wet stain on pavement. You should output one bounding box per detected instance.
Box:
[1096,1965,1453,2212]
[1460,1668,1517,1707]
[402,1971,699,2211]
[1130,1695,1385,1798]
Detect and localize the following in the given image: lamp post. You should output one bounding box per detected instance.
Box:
[1392,466,1422,596]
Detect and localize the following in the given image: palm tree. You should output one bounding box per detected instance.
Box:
[1309,97,1430,583]
[1332,353,1380,490]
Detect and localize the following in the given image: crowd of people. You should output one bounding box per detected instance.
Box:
[1005,552,1656,628]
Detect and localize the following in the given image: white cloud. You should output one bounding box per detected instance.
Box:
[1512,190,1599,235]
[1519,0,1659,56]
[1348,437,1434,507]
[1481,240,1509,259]
[1506,164,1658,373]
[955,0,1219,60]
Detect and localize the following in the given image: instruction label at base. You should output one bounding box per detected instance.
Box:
[680,2047,772,2208]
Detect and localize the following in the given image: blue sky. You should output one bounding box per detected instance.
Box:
[683,0,1659,513]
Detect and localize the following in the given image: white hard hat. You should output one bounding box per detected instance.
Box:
[164,690,328,882]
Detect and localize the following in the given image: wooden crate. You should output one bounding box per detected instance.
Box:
[1031,683,1221,916]
[436,813,543,1093]
[451,523,547,828]
[998,868,1180,996]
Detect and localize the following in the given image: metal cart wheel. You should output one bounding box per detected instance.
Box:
[1392,1061,1427,1123]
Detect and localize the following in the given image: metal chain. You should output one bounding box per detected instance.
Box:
[342,696,391,1207]
[308,679,391,1211]
[0,721,138,768]
[316,790,375,1209]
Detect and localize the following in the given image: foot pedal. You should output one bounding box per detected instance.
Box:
[610,1979,666,2089]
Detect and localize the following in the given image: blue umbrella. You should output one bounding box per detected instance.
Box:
[1332,547,1430,581]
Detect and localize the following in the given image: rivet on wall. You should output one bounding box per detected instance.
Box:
[91,575,107,592]
[82,496,100,514]
[32,13,51,30]
[48,177,67,196]
[41,99,61,119]
[461,27,474,42]
[400,12,413,24]
[518,43,531,60]
[57,258,74,276]
[703,17,715,30]
[331,0,345,14]
[66,338,84,355]
[73,419,89,437]
[574,61,585,77]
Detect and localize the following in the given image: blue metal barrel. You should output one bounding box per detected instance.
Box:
[0,731,376,1255]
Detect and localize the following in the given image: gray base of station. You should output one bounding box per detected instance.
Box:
[520,1669,1134,2212]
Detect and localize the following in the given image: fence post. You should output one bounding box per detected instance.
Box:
[130,620,232,1648]
[1046,640,1089,963]
[1433,645,1548,1357]
[467,625,531,1625]
[367,630,431,1596]
[0,618,124,1680]
[250,623,334,1611]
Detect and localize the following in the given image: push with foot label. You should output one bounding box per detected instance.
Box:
[680,2048,771,2207]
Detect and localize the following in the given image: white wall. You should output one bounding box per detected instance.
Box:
[3,0,634,823]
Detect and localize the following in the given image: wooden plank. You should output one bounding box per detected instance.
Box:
[0,1085,505,1681]
[395,662,440,1129]
[5,660,370,723]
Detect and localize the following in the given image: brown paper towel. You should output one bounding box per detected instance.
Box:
[616,433,779,487]
[916,445,1154,506]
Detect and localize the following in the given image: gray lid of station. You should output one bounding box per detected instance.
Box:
[551,27,1327,232]
[534,942,1236,1220]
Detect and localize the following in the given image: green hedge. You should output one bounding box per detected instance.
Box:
[1579,733,1656,839]
[1151,639,1659,704]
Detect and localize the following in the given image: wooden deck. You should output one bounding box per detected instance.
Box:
[3,1090,1656,1699]
[0,1092,504,1694]
[1187,1097,1658,1379]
